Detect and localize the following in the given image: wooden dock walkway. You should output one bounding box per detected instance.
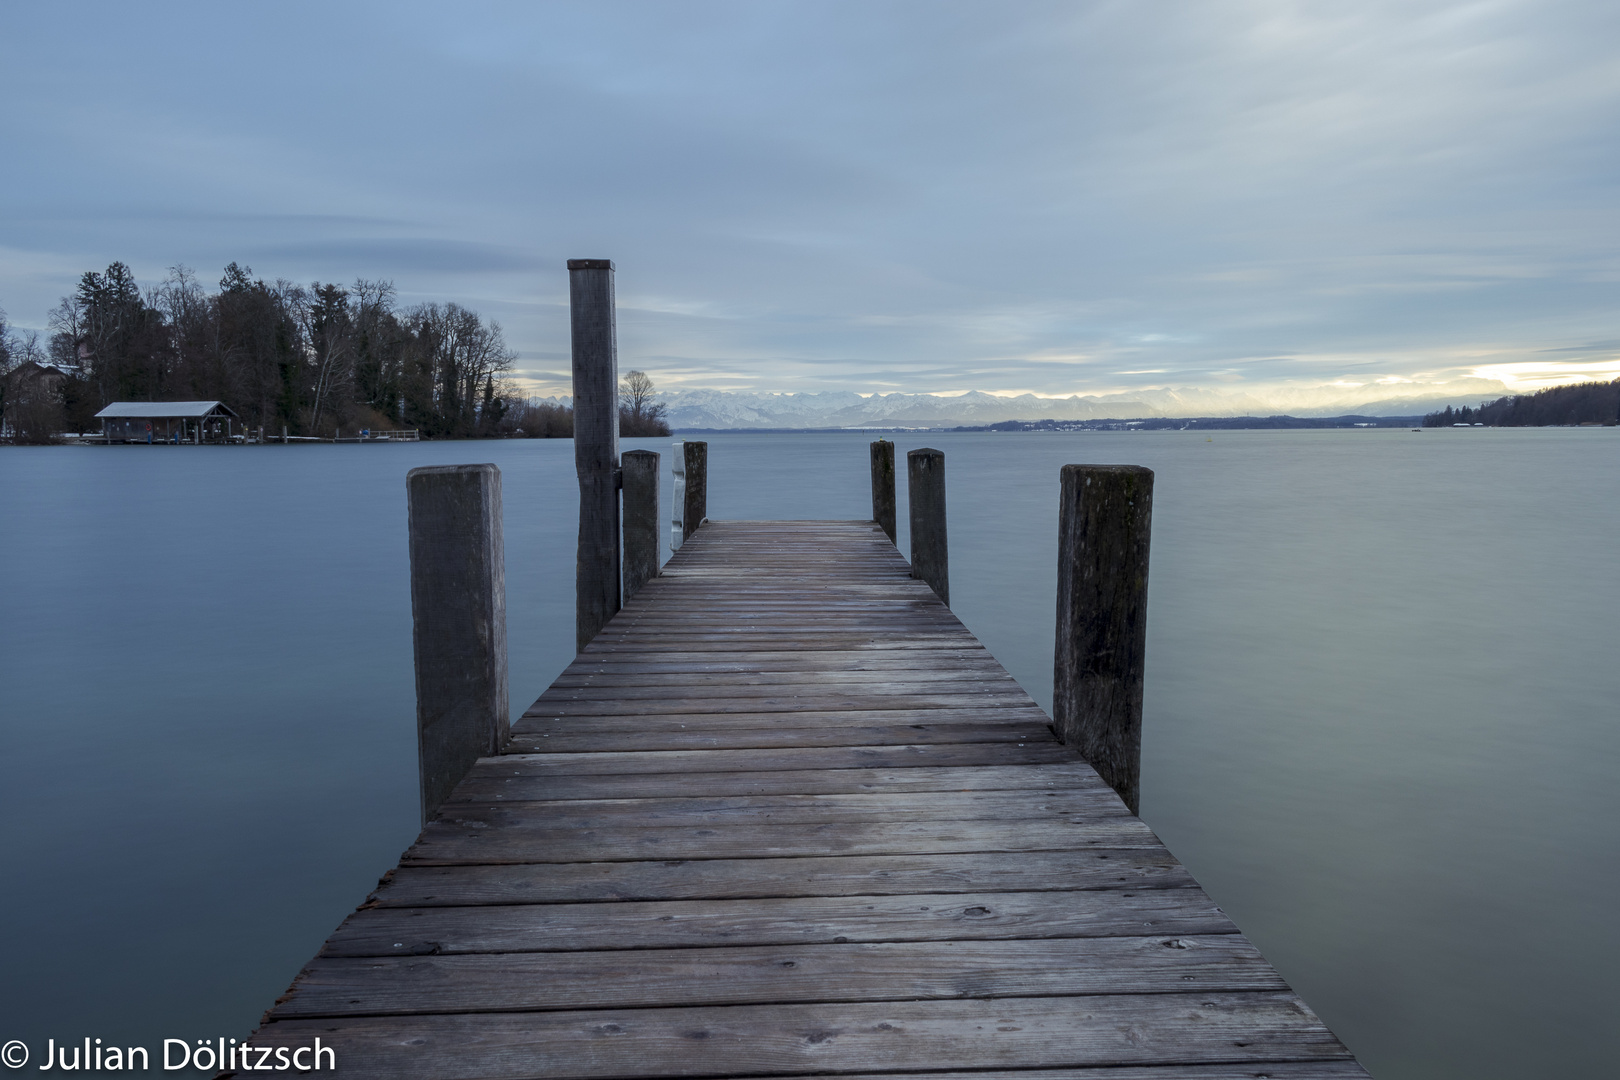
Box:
[246,520,1367,1079]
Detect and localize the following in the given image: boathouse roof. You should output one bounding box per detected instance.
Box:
[95,401,240,420]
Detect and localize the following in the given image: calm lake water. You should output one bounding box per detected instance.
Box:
[2,429,1617,1077]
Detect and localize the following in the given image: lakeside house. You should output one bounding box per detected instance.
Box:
[95,401,241,444]
[1,361,81,440]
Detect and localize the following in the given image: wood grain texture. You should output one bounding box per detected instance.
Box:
[249,994,1352,1079]
[447,761,1113,802]
[402,816,1164,865]
[368,850,1196,906]
[684,1068,1371,1080]
[506,719,1054,754]
[870,439,897,544]
[681,440,707,541]
[406,464,509,827]
[907,447,949,606]
[569,260,620,651]
[320,888,1236,957]
[249,519,1362,1078]
[435,787,1127,826]
[1054,463,1153,815]
[278,935,1285,1016]
[620,448,660,602]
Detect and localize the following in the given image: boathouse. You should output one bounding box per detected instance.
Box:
[95,401,240,443]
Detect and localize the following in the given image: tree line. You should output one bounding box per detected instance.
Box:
[1,261,670,442]
[1422,378,1620,427]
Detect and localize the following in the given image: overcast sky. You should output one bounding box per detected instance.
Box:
[2,1,1617,403]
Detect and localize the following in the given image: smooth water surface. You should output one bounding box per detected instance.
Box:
[2,429,1617,1077]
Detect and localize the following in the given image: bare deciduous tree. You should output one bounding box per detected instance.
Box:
[619,369,670,436]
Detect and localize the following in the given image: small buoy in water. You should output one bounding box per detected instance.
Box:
[1206,437,1212,442]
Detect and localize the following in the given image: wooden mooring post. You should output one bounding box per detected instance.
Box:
[570,258,620,652]
[682,440,708,542]
[1053,463,1154,814]
[907,447,948,605]
[405,463,508,825]
[621,448,661,602]
[870,438,896,544]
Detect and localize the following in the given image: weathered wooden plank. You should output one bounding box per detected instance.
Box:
[442,784,1116,819]
[249,993,1352,1078]
[511,705,1054,734]
[484,743,1077,776]
[525,694,1038,718]
[694,1068,1372,1080]
[587,627,979,640]
[276,935,1285,1017]
[592,620,975,632]
[433,787,1126,827]
[507,720,1056,753]
[404,815,1162,864]
[548,668,1021,689]
[579,635,982,653]
[520,700,1047,720]
[531,683,1032,705]
[323,889,1235,956]
[561,653,1001,675]
[449,762,1108,802]
[602,615,968,627]
[609,609,953,620]
[369,849,1195,906]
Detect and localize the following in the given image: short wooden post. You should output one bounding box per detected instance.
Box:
[682,440,708,542]
[870,439,896,544]
[1053,464,1153,815]
[569,258,620,652]
[907,448,948,605]
[407,463,509,826]
[622,449,661,601]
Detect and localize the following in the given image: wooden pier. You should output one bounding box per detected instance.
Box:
[244,519,1367,1078]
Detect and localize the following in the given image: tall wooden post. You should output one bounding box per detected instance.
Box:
[1053,464,1153,815]
[682,440,708,542]
[407,463,509,826]
[907,448,948,606]
[570,258,620,652]
[870,439,896,544]
[622,449,661,602]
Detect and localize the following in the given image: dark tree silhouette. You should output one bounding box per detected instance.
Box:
[618,369,670,436]
[1424,379,1620,427]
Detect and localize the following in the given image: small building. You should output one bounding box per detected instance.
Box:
[1,361,81,441]
[95,401,241,444]
[5,359,78,394]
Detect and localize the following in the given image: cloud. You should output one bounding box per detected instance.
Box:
[1,1,1616,396]
[252,239,549,276]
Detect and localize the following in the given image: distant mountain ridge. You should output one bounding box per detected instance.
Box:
[604,382,1506,430]
[536,381,1513,430]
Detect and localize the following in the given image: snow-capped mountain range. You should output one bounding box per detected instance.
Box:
[545,380,1514,429]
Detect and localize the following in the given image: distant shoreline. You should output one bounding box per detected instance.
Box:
[670,414,1427,434]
